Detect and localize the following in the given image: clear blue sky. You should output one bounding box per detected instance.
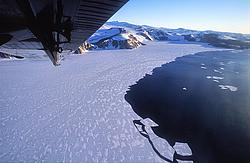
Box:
[109,0,250,34]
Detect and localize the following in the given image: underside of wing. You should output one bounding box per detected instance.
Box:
[0,0,128,65]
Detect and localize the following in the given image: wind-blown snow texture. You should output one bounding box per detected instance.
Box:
[0,42,220,162]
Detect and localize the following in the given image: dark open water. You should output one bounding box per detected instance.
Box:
[125,50,250,163]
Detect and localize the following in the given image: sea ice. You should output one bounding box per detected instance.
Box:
[0,41,220,162]
[214,69,222,73]
[218,85,238,92]
[206,76,224,80]
[173,142,192,156]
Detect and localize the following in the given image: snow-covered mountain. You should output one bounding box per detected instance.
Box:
[76,21,250,53]
[89,28,145,49]
[107,21,250,41]
[1,21,250,58]
[75,27,146,54]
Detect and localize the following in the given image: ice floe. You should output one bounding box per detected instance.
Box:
[173,142,192,156]
[133,119,175,161]
[218,85,238,92]
[206,76,224,80]
[214,69,222,73]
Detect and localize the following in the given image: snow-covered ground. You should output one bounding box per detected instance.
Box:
[0,42,222,162]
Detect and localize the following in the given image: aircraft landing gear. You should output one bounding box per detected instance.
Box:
[16,0,72,66]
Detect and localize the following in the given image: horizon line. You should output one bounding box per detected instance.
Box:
[107,20,250,35]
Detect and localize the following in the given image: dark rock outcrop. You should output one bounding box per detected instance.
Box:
[201,34,250,49]
[137,32,153,41]
[75,41,93,54]
[148,29,169,41]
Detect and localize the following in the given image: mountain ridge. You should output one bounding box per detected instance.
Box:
[1,21,250,59]
[76,21,250,53]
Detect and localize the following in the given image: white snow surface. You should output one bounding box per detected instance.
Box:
[167,33,185,41]
[0,42,220,162]
[88,28,121,43]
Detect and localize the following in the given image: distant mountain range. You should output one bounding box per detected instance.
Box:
[1,21,250,59]
[76,21,250,53]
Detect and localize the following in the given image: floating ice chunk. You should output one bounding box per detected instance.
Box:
[135,119,175,161]
[201,63,205,66]
[144,125,158,139]
[220,67,224,70]
[219,62,225,65]
[140,118,159,127]
[201,66,207,69]
[213,80,219,83]
[206,76,224,80]
[206,76,212,79]
[214,69,222,73]
[218,85,238,92]
[151,138,175,161]
[213,76,224,80]
[173,142,192,156]
[182,87,187,91]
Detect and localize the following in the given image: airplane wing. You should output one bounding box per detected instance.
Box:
[0,0,128,65]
